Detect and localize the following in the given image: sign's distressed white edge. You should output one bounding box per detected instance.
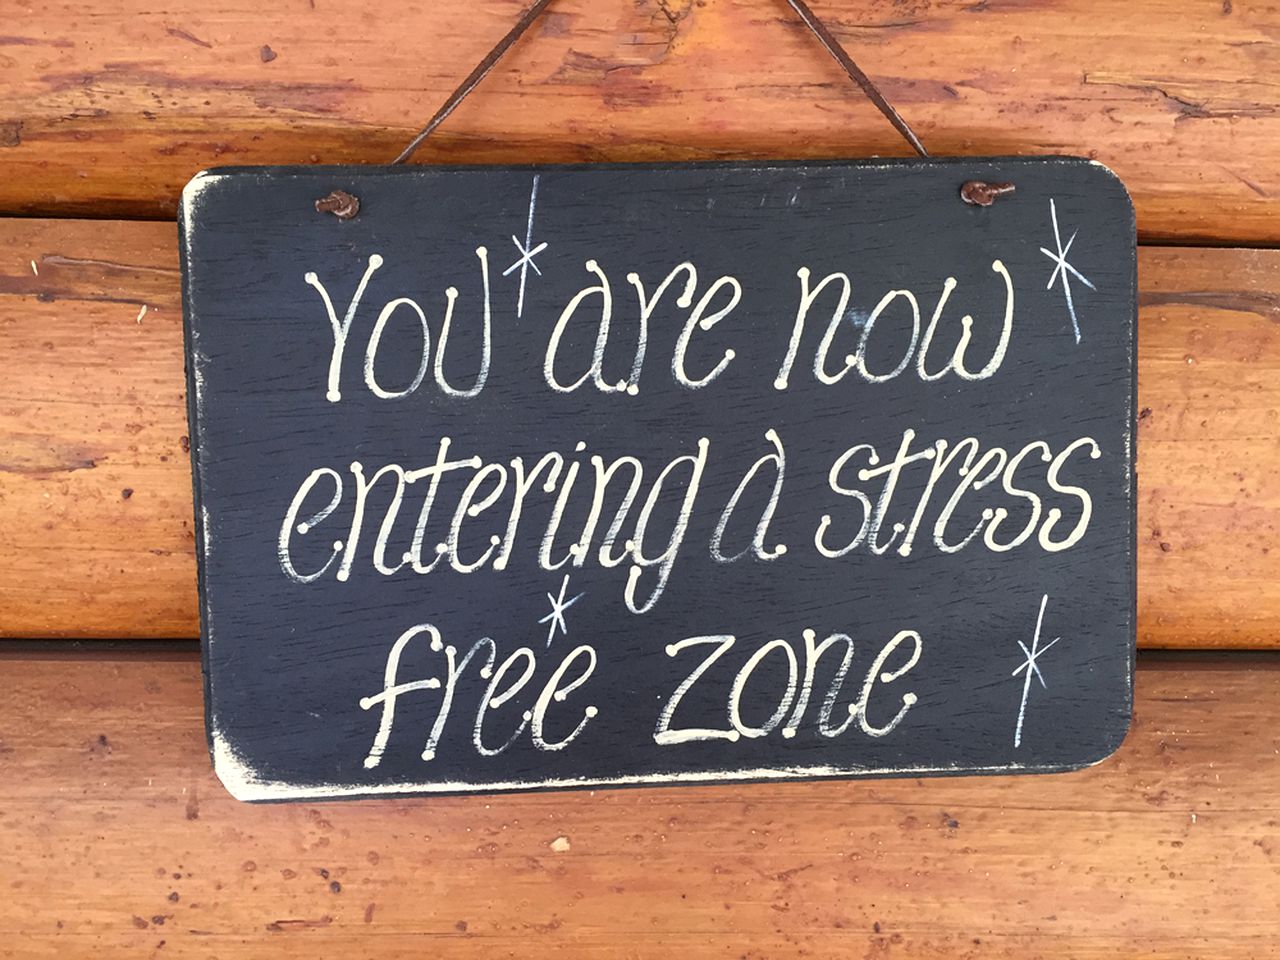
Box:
[181,158,1137,802]
[211,725,1125,803]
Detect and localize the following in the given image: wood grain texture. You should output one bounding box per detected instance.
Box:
[0,220,194,638]
[1138,248,1280,648]
[1,221,1278,645]
[1,0,1279,242]
[0,651,1274,958]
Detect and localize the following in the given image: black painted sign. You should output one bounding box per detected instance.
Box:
[180,159,1136,801]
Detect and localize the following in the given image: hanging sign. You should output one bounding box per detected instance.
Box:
[180,159,1136,801]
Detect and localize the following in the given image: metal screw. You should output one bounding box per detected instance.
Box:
[315,189,360,220]
[960,180,1016,207]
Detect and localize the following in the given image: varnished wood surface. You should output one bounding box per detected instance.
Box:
[1,0,1279,243]
[0,652,1274,958]
[2,222,1278,646]
[0,0,1276,949]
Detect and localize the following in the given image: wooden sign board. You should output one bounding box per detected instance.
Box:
[180,159,1136,802]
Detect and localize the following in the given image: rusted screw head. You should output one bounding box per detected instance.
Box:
[315,189,360,220]
[960,180,1016,207]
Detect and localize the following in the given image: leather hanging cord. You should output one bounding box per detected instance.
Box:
[781,0,928,158]
[391,0,556,165]
[392,0,929,164]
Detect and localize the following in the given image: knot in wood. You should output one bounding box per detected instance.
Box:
[315,189,360,220]
[960,180,1016,207]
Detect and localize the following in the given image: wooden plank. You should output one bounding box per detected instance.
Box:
[0,0,1279,242]
[0,220,193,637]
[0,651,1274,957]
[1137,249,1280,647]
[1,221,1278,646]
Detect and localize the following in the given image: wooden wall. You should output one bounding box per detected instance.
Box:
[0,1,1277,956]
